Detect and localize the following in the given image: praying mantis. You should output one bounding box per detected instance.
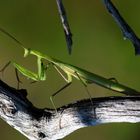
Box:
[12,47,140,110]
[0,28,140,111]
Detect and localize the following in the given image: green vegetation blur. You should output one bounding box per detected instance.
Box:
[0,0,140,139]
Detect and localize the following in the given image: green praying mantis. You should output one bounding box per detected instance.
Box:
[0,28,140,111]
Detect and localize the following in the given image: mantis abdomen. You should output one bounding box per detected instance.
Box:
[57,62,140,96]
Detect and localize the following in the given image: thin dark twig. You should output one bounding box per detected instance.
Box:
[56,0,73,54]
[103,0,140,55]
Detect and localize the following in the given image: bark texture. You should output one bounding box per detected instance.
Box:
[0,80,140,140]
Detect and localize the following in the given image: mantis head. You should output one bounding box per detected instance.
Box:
[24,48,31,57]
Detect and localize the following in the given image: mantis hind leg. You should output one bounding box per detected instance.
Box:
[75,71,96,118]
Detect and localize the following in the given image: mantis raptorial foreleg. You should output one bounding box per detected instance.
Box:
[13,63,39,81]
[0,57,47,87]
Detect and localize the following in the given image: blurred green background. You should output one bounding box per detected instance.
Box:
[0,0,140,139]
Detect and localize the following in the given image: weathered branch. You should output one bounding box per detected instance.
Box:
[0,80,140,140]
[103,0,140,55]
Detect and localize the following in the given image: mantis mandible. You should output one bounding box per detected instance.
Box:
[0,28,140,111]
